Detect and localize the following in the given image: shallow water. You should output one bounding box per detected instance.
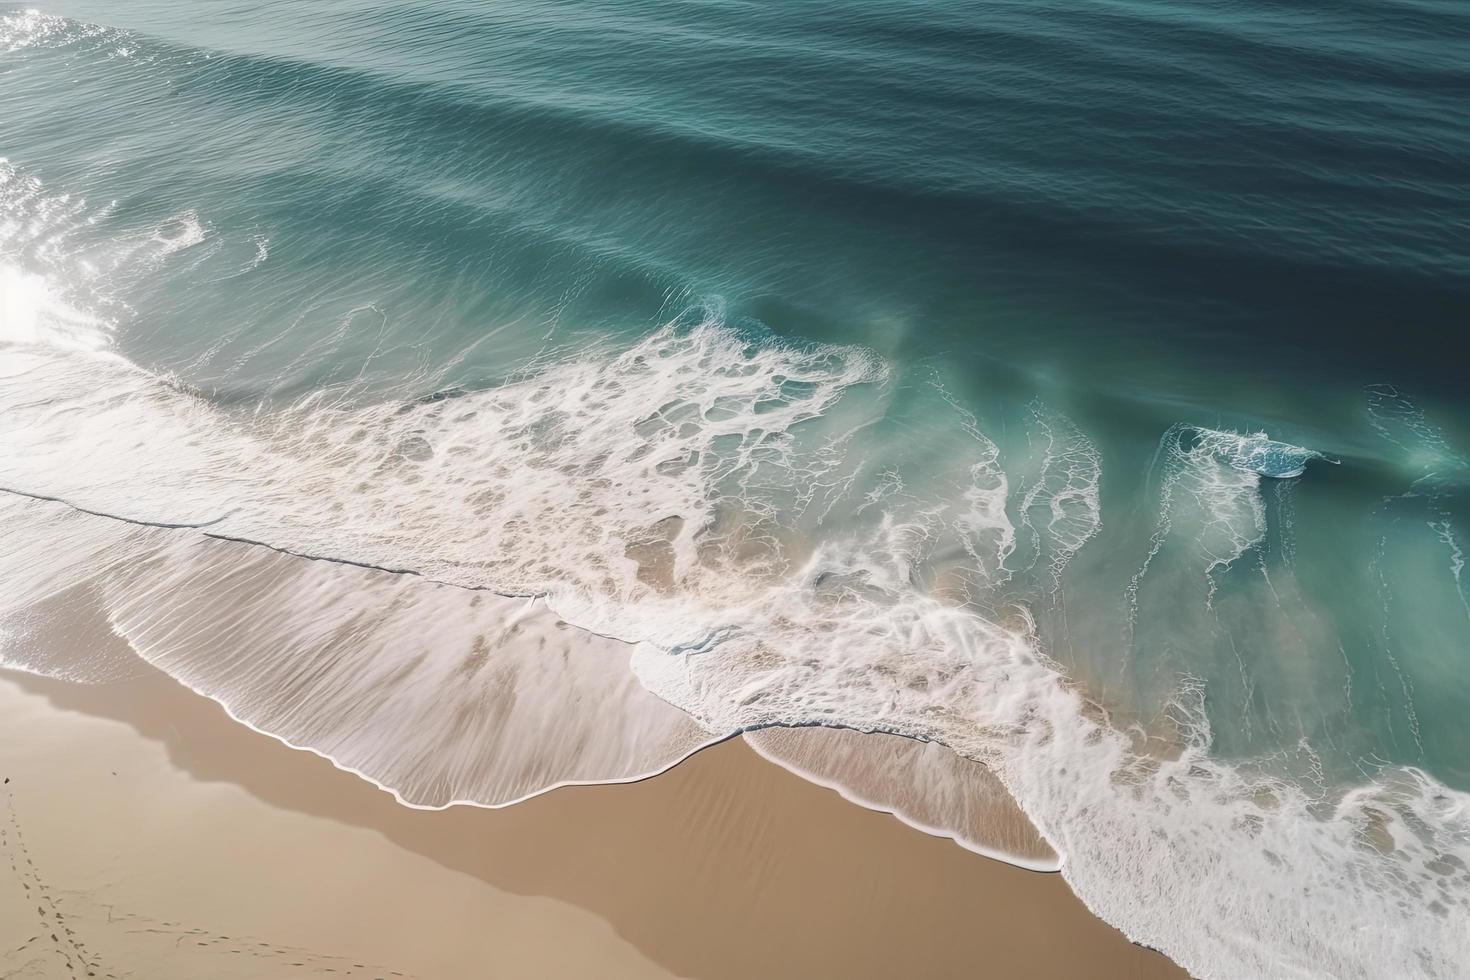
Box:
[2,2,1469,976]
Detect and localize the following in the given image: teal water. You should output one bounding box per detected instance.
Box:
[2,2,1469,976]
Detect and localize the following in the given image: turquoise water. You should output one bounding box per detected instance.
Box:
[2,2,1469,976]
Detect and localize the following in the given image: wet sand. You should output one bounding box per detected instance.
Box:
[0,665,1187,979]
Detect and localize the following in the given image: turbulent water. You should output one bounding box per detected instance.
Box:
[3,2,1469,976]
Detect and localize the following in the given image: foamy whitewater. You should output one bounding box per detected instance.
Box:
[4,5,1470,978]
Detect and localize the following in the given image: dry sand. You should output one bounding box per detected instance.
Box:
[0,665,1187,979]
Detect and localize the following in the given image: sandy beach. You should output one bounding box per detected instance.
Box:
[0,664,1185,980]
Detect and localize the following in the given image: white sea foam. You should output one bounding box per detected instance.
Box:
[0,265,112,351]
[248,234,270,270]
[2,10,83,52]
[3,161,1469,979]
[1129,425,1321,616]
[1012,404,1103,592]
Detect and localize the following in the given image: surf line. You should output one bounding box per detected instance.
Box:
[0,482,527,590]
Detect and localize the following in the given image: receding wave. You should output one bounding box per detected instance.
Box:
[0,494,720,806]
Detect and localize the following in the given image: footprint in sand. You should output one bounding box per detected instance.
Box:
[2,785,115,979]
[4,785,412,978]
[102,905,415,977]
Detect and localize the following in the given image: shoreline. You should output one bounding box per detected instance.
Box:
[0,664,1188,979]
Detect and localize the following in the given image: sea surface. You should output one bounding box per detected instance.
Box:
[2,1,1468,976]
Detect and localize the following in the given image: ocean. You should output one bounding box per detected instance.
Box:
[2,0,1468,975]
